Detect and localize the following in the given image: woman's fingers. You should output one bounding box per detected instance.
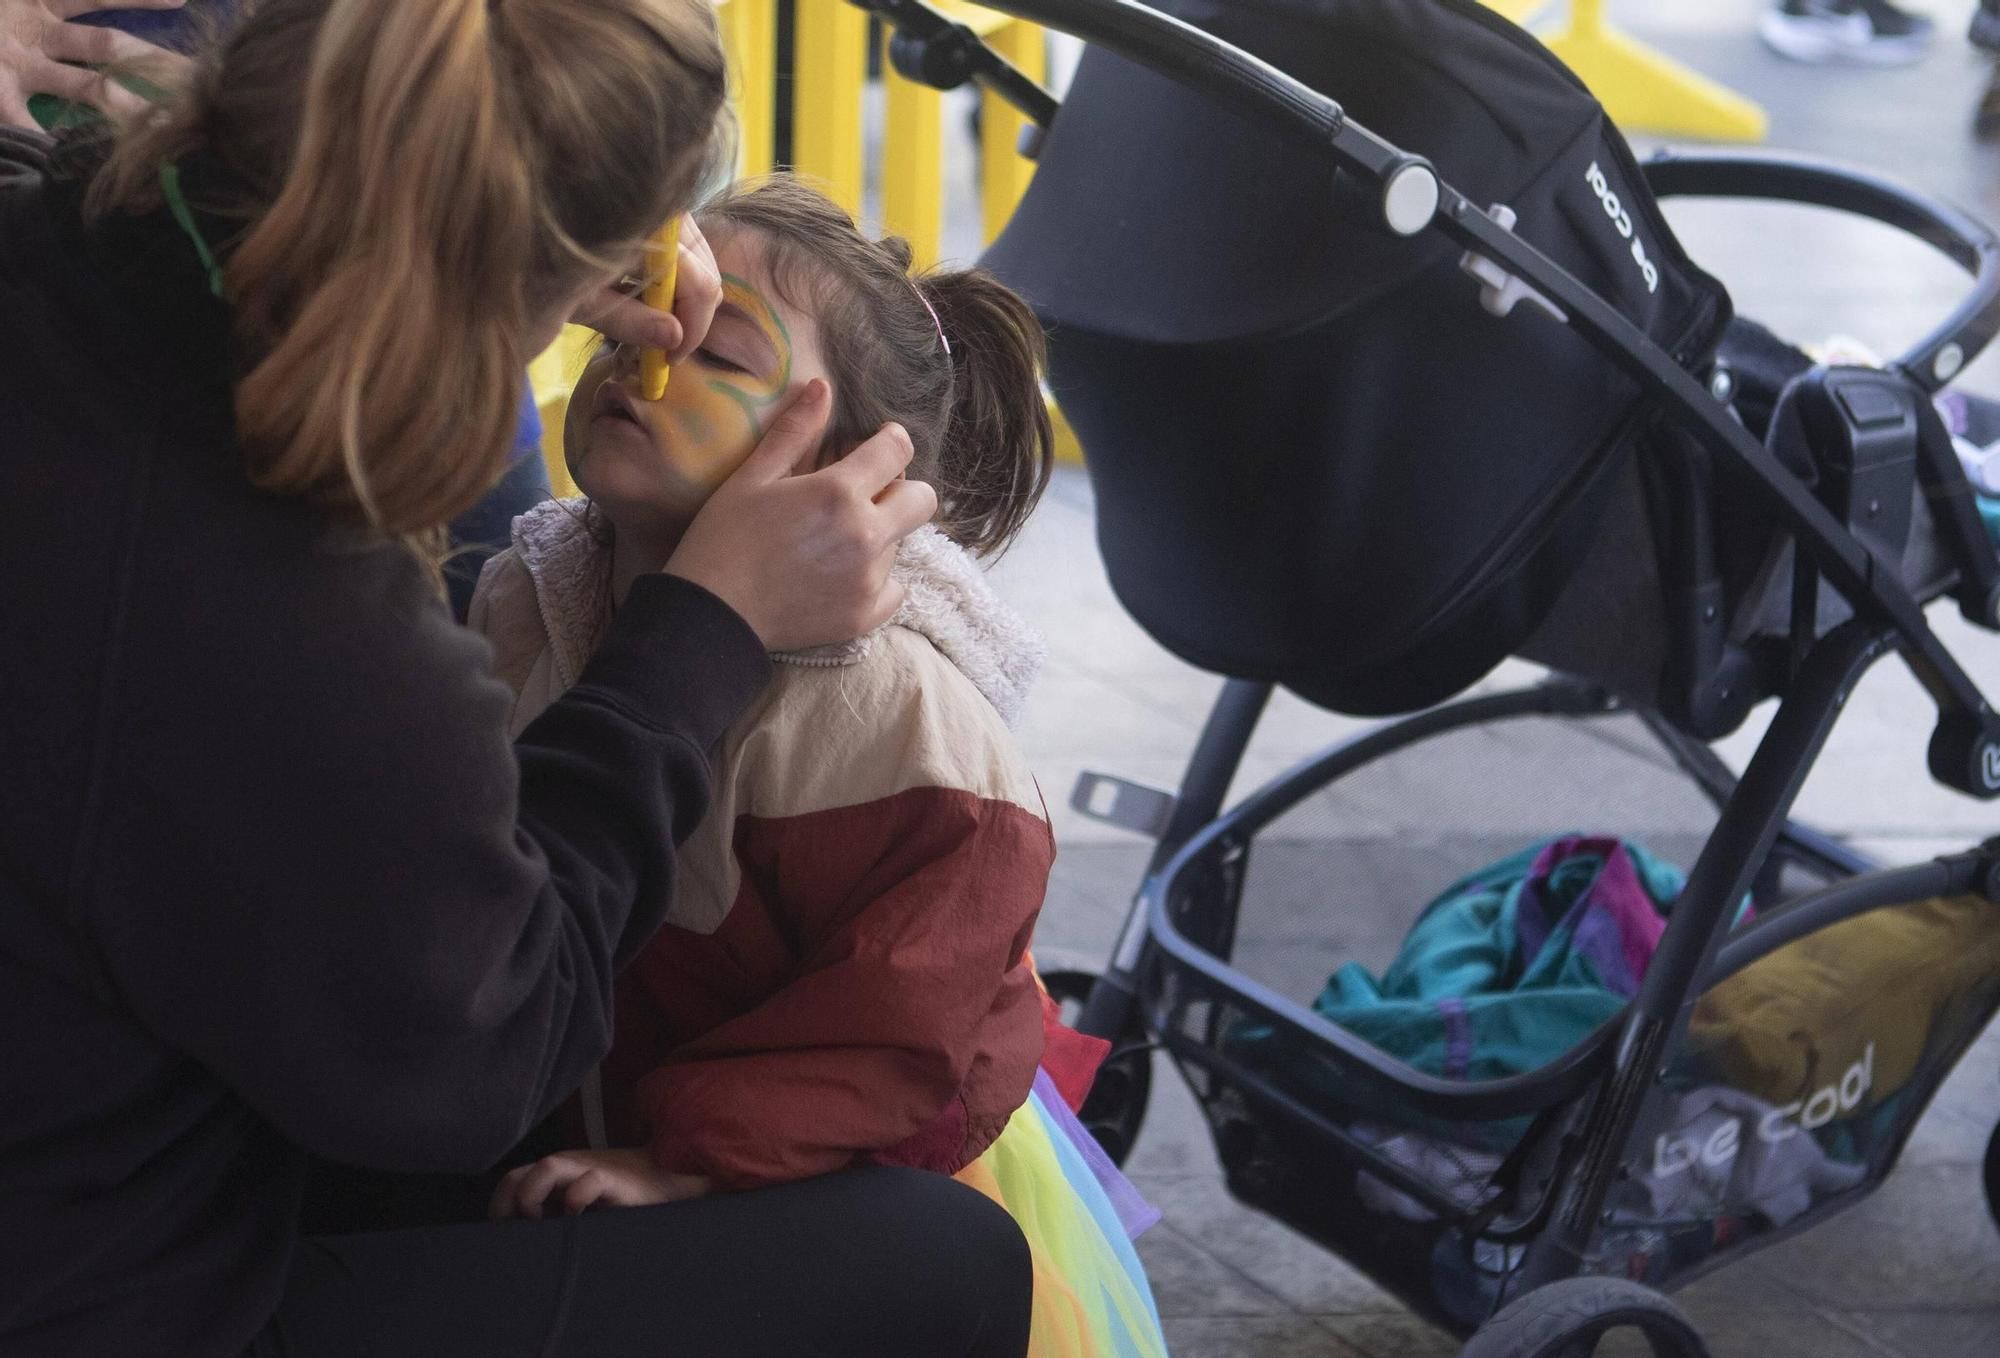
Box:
[22,53,146,116]
[831,421,917,499]
[42,18,167,67]
[572,216,718,360]
[728,379,833,484]
[561,1168,611,1217]
[668,411,934,652]
[665,214,721,365]
[578,287,679,354]
[494,1155,585,1220]
[489,1163,532,1219]
[871,471,941,529]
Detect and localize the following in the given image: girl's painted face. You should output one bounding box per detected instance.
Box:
[565,232,828,524]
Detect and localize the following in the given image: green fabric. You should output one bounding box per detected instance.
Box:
[1308,841,1686,1084]
[28,94,81,131]
[1220,837,1759,1148]
[28,70,167,134]
[1980,494,2000,547]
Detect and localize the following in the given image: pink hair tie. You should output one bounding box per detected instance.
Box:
[912,280,951,357]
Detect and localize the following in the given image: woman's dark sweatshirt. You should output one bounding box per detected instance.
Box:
[0,153,772,1356]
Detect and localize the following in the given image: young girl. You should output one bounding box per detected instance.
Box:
[470,177,1166,1358]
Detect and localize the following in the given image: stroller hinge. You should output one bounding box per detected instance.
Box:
[1927,706,2000,800]
[1459,204,1569,324]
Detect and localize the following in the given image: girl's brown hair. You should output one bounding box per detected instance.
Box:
[698,177,1054,559]
[89,0,727,538]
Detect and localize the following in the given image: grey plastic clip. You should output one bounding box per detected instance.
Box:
[1070,772,1176,839]
[1458,204,1568,324]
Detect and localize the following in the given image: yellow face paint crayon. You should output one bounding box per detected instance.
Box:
[640,218,681,400]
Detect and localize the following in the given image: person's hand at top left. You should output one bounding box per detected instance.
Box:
[0,0,188,129]
[572,212,723,361]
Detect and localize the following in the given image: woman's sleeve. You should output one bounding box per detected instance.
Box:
[79,558,771,1174]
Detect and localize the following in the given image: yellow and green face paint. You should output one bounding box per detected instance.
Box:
[567,269,804,520]
[656,272,795,488]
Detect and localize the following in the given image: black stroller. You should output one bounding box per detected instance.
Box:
[862,1,2000,1353]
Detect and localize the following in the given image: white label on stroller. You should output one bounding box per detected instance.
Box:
[1981,743,2000,790]
[1586,162,1659,296]
[1651,1043,1874,1178]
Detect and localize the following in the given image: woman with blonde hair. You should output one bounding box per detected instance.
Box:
[0,2,1030,1355]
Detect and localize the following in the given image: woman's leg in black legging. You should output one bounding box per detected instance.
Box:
[253,1166,1031,1358]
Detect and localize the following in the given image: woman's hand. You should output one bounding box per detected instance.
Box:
[490,1148,714,1219]
[572,213,722,361]
[0,0,187,128]
[666,379,939,652]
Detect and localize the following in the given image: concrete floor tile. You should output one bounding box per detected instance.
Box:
[1933,1058,2000,1134]
[1159,1316,1368,1358]
[1743,1165,2000,1309]
[1894,1104,1992,1168]
[1036,841,1153,963]
[1316,1311,1459,1358]
[1121,1052,1225,1178]
[1132,1174,1408,1315]
[1668,1255,1812,1314]
[1839,1308,2000,1358]
[1133,1225,1297,1319]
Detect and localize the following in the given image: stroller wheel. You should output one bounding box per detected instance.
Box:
[1462,1277,1709,1358]
[1037,960,1154,1167]
[1984,1119,2000,1237]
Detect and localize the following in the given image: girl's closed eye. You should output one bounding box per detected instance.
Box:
[696,346,750,375]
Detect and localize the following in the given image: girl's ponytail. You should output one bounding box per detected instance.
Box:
[920,268,1054,559]
[696,178,1053,559]
[91,0,726,539]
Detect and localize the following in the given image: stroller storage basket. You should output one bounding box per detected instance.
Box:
[1133,678,2000,1334]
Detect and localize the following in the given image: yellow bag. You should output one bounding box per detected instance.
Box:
[1688,895,2000,1116]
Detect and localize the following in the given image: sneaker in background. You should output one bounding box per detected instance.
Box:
[1759,0,1935,65]
[1971,0,2000,54]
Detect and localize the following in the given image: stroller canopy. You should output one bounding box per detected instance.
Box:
[984,0,1730,713]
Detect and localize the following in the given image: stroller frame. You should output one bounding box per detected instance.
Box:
[860,0,2000,1349]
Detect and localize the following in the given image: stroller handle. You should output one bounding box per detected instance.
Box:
[1644,150,2000,393]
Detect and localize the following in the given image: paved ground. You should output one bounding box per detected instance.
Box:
[974,2,2000,1353]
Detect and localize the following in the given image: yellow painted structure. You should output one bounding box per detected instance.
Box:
[1481,0,1545,25]
[1540,0,1768,143]
[976,15,1049,246]
[722,0,778,178]
[792,2,870,212]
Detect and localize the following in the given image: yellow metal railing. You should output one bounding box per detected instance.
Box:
[1540,0,1767,144]
[721,0,778,179]
[1479,0,1767,143]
